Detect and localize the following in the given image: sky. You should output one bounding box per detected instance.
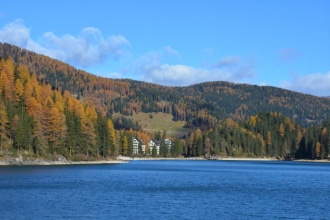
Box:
[0,0,329,96]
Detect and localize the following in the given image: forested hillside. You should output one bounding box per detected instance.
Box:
[1,43,330,129]
[0,57,157,160]
[0,42,330,161]
[185,112,330,160]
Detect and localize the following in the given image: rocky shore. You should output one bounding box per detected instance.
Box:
[1,156,328,166]
[0,156,128,166]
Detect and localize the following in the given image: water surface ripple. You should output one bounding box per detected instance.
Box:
[0,160,329,219]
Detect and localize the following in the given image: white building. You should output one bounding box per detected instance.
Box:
[165,138,173,151]
[149,140,160,155]
[140,139,146,154]
[133,138,173,155]
[132,138,140,154]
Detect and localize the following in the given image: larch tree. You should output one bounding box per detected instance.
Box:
[79,106,97,156]
[315,141,321,158]
[14,79,24,103]
[16,65,30,85]
[1,58,15,102]
[48,107,67,153]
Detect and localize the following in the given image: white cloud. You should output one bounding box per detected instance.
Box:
[0,21,256,86]
[280,72,330,96]
[135,51,255,86]
[0,20,129,68]
[1,20,30,47]
[141,64,233,86]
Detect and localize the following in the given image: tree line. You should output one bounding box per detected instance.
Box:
[183,112,330,160]
[0,57,329,160]
[1,43,330,129]
[0,44,330,161]
[0,58,172,160]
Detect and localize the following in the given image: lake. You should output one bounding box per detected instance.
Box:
[0,160,329,219]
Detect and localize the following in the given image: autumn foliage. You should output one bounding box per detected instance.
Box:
[0,57,138,159]
[0,43,330,160]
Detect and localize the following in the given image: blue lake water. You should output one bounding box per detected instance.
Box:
[0,160,329,220]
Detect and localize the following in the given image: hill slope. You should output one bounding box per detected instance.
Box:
[1,42,330,128]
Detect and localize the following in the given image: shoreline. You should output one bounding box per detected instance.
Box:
[131,157,330,162]
[1,157,329,166]
[0,159,128,166]
[131,157,278,161]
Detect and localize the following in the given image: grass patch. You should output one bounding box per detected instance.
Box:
[131,112,191,137]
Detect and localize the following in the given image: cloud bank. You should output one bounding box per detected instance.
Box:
[137,51,255,86]
[0,20,129,68]
[2,21,327,97]
[281,72,330,97]
[143,64,234,86]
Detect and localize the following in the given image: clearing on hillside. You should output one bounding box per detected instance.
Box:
[131,112,191,137]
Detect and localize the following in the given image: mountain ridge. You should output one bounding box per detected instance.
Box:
[0,42,324,96]
[1,42,330,128]
[1,42,330,160]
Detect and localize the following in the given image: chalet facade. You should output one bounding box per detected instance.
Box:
[164,138,173,150]
[149,140,160,155]
[132,137,174,155]
[132,138,140,154]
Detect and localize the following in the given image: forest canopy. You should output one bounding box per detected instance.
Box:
[0,43,329,161]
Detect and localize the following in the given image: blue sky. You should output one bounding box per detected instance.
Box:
[0,0,329,96]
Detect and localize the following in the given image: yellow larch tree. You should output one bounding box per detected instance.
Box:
[80,106,97,156]
[0,58,15,102]
[54,90,65,113]
[47,107,67,153]
[16,65,30,86]
[315,142,321,158]
[279,123,285,138]
[14,79,24,103]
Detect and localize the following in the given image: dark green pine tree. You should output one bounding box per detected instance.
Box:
[213,128,221,155]
[159,129,167,156]
[170,139,182,157]
[306,128,316,159]
[12,110,33,153]
[326,131,330,159]
[127,133,133,157]
[96,115,110,158]
[65,110,81,156]
[195,136,203,156]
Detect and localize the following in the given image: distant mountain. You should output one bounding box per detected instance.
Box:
[1,42,330,128]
